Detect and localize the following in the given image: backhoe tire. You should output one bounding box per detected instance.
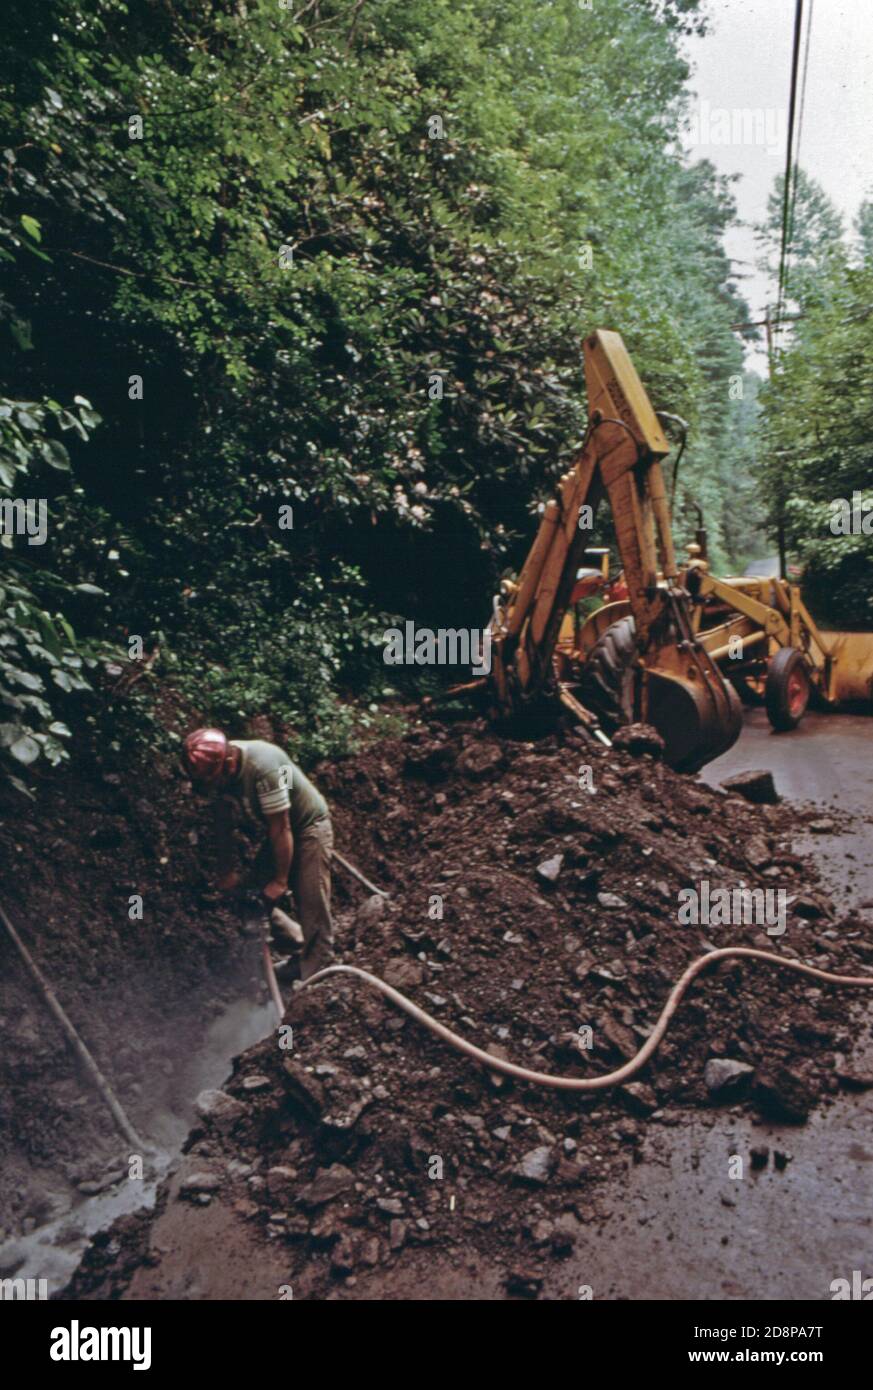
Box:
[578,615,637,731]
[765,647,811,731]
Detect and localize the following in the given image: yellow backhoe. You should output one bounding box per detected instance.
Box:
[486,329,873,771]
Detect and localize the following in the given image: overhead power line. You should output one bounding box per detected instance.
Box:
[786,0,814,267]
[774,0,810,339]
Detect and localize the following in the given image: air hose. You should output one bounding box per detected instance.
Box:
[299,948,873,1092]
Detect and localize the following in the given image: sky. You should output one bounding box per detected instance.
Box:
[680,0,873,373]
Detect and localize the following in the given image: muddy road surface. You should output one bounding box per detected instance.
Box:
[50,713,873,1302]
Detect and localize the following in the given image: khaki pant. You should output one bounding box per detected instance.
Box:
[249,817,335,980]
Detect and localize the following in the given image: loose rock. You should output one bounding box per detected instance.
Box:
[720,770,780,805]
[704,1058,755,1097]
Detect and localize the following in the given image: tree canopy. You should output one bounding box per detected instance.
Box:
[2,0,773,777]
[757,171,873,628]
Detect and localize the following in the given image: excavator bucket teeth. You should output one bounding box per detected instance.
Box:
[646,668,742,773]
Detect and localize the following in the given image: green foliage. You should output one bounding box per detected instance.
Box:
[0,394,109,779]
[757,173,873,625]
[1,0,767,777]
[163,561,392,765]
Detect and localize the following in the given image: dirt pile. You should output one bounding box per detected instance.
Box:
[64,717,873,1299]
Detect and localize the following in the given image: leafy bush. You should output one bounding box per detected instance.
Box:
[0,394,110,782]
[163,561,393,764]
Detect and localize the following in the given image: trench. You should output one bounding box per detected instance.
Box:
[2,969,276,1294]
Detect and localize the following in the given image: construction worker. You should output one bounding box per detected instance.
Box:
[181,728,335,981]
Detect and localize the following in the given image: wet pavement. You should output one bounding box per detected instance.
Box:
[702,709,873,909]
[551,1082,873,1301]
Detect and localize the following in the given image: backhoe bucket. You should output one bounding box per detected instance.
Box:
[646,666,742,773]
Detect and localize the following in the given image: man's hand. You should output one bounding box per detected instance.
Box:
[217,870,241,894]
[262,878,289,903]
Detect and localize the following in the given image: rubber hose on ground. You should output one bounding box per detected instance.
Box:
[299,949,873,1092]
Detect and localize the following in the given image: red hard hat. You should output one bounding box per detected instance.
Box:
[182,728,229,783]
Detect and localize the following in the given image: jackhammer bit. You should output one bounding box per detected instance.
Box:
[239,890,290,1020]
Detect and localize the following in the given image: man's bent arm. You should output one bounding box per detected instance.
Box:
[264,809,294,896]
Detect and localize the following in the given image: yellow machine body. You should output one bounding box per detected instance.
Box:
[686,570,873,707]
[822,632,873,704]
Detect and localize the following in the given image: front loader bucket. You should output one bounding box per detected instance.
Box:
[646,666,742,773]
[820,631,873,706]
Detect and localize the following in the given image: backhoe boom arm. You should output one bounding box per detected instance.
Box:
[488,330,742,772]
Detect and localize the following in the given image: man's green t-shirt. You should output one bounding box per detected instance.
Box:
[228,740,329,833]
